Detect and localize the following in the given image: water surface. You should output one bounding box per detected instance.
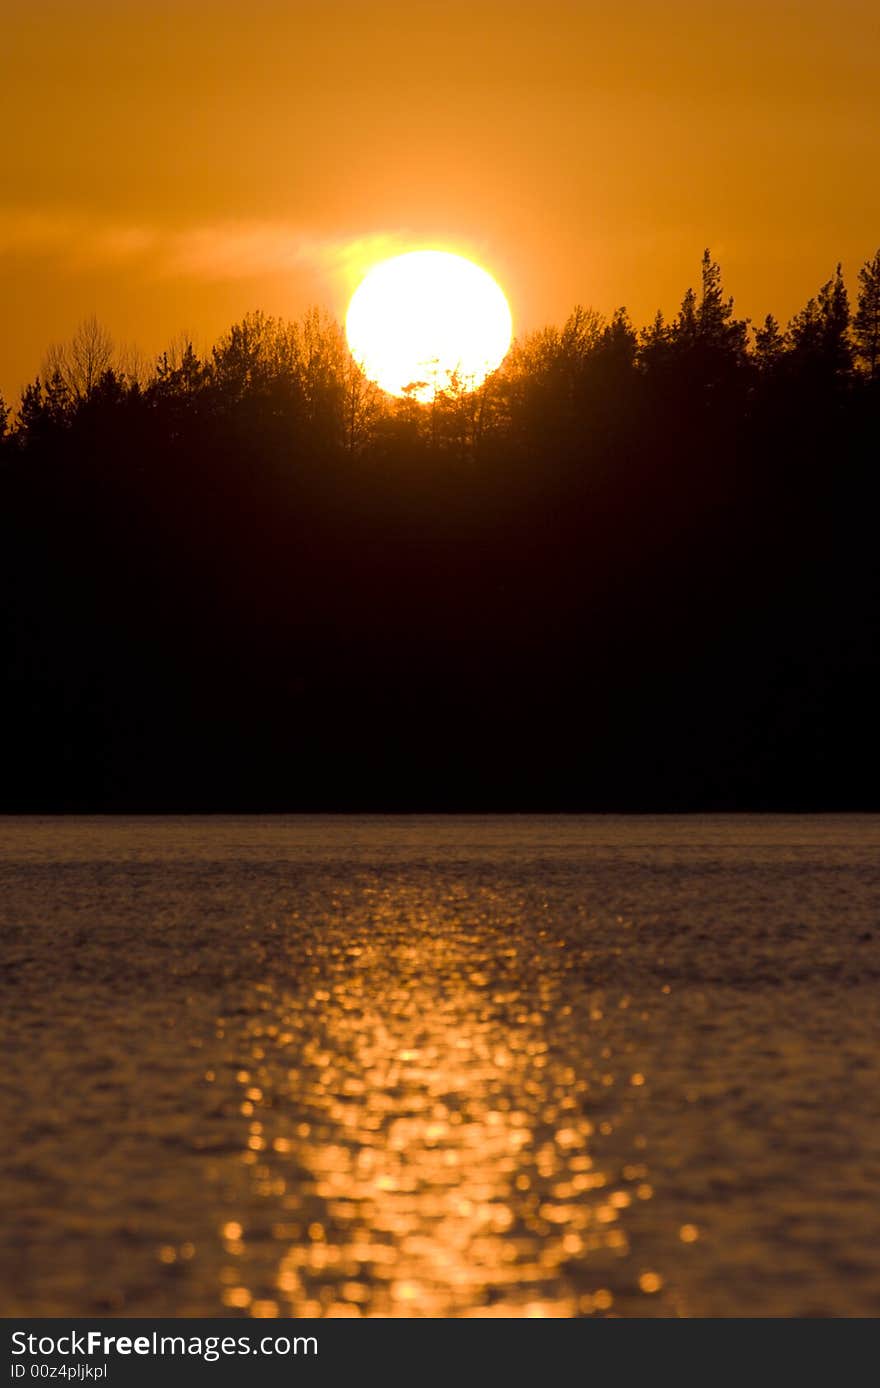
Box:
[2,815,880,1317]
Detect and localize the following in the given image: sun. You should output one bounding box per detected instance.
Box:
[346,250,513,402]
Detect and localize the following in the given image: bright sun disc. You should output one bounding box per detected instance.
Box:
[346,250,512,402]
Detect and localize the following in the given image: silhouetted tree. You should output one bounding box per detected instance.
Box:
[754,314,785,372]
[697,251,748,351]
[152,340,206,399]
[291,307,358,445]
[44,369,74,428]
[787,265,852,379]
[45,315,115,401]
[854,248,880,380]
[210,311,278,401]
[662,251,749,393]
[638,309,672,375]
[16,378,47,442]
[597,307,638,369]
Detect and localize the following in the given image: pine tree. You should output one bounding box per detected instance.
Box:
[754,314,785,372]
[597,307,638,368]
[44,369,73,427]
[17,378,46,440]
[854,248,880,380]
[665,252,748,371]
[697,249,749,359]
[787,265,852,378]
[672,285,699,347]
[638,309,670,372]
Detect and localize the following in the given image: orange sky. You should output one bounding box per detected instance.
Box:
[2,0,879,402]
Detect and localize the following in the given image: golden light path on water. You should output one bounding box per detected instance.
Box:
[207,882,667,1319]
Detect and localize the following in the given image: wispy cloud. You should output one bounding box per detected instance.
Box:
[0,208,410,285]
[163,225,410,285]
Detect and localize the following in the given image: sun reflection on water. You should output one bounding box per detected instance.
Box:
[210,887,665,1317]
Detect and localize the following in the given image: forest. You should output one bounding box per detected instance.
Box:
[1,249,879,809]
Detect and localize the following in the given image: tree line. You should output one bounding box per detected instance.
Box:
[1,250,879,809]
[3,249,880,455]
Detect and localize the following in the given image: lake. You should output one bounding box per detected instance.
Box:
[2,815,880,1317]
